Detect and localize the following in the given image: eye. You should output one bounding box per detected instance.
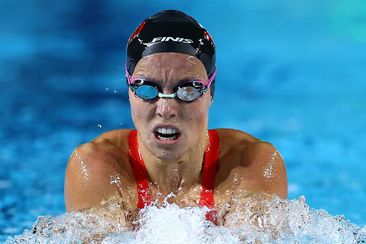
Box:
[132,79,161,89]
[131,78,144,86]
[178,81,205,89]
[192,81,205,88]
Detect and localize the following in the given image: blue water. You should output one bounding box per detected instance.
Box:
[1,0,366,242]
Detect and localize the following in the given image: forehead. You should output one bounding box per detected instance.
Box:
[133,53,207,80]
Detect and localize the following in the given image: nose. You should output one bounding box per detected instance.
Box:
[156,98,177,119]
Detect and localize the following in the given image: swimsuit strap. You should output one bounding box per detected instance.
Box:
[199,130,220,224]
[129,130,220,211]
[128,130,152,208]
[199,130,220,209]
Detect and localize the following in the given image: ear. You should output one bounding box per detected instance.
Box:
[209,86,214,104]
[208,95,214,107]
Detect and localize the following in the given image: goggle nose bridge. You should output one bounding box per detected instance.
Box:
[158,93,177,99]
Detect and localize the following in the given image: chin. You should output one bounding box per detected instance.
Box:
[153,148,184,161]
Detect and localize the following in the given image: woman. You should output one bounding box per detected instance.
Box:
[64,10,287,225]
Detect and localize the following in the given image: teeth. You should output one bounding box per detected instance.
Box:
[157,127,177,135]
[155,127,179,141]
[157,134,176,141]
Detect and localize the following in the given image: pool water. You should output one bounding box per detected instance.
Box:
[5,196,366,243]
[1,0,366,242]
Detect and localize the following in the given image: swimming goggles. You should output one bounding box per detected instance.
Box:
[126,66,216,102]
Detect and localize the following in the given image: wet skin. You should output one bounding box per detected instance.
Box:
[64,53,288,217]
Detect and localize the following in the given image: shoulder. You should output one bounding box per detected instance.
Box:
[68,129,132,172]
[214,128,281,163]
[215,128,259,156]
[65,129,135,211]
[245,140,288,198]
[215,128,259,142]
[214,128,288,198]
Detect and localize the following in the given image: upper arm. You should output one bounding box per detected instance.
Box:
[64,143,119,212]
[243,142,288,198]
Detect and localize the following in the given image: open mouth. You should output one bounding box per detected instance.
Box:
[154,127,181,141]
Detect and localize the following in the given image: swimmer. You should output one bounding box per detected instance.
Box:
[64,10,287,225]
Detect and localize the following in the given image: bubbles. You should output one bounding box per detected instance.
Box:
[105,87,118,94]
[135,204,210,244]
[6,196,365,243]
[97,124,103,128]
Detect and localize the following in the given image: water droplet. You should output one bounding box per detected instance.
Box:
[110,175,121,185]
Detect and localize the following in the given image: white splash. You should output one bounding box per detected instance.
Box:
[5,196,365,243]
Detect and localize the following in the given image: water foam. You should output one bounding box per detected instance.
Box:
[6,196,366,243]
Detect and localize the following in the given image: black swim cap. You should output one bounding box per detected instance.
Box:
[126,10,216,95]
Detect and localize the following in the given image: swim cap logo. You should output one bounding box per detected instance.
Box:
[150,37,194,44]
[128,21,146,44]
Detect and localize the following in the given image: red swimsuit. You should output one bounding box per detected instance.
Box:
[128,130,220,224]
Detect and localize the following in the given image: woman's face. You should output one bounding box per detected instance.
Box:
[128,52,212,161]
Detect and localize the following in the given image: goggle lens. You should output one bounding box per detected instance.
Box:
[131,82,205,102]
[177,86,202,102]
[134,85,159,100]
[126,66,216,102]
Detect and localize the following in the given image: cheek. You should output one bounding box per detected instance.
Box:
[183,99,210,122]
[186,107,205,120]
[129,92,153,123]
